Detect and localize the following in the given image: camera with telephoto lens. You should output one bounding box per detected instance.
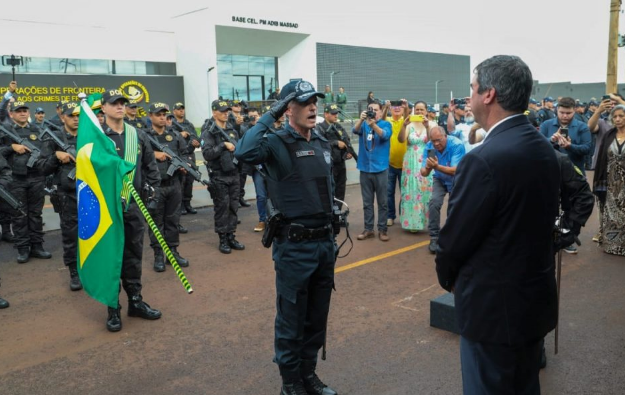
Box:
[453,98,466,105]
[366,107,376,119]
[243,115,256,123]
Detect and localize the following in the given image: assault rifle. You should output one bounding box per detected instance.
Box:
[0,184,26,216]
[0,124,42,168]
[39,127,77,180]
[328,123,358,162]
[42,119,62,131]
[144,133,210,186]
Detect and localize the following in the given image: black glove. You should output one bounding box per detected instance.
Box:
[269,92,297,119]
[554,230,576,251]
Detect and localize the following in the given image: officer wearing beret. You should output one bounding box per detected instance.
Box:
[41,102,83,291]
[200,100,245,254]
[0,99,52,263]
[124,102,146,131]
[0,153,12,308]
[317,103,350,207]
[235,81,338,395]
[171,102,200,216]
[146,102,190,272]
[100,88,162,332]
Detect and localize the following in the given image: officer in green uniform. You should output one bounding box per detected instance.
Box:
[235,81,338,395]
[335,87,347,111]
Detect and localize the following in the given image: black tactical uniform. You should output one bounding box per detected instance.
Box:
[237,121,255,207]
[235,81,338,395]
[170,114,199,215]
[100,89,162,332]
[0,100,52,263]
[124,105,147,132]
[201,100,244,254]
[317,112,348,206]
[145,103,191,272]
[537,106,556,125]
[40,102,83,291]
[0,154,12,308]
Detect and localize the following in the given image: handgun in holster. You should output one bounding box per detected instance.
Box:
[262,198,284,248]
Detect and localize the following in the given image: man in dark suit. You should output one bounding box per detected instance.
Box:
[435,55,560,395]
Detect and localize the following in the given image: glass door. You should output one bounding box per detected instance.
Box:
[248,76,264,101]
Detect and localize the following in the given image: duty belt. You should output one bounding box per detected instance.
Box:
[278,223,332,242]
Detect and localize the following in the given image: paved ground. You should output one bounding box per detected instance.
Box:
[1,179,624,394]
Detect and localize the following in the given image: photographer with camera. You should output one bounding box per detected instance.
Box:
[234,80,339,395]
[445,98,468,134]
[354,100,393,241]
[420,126,465,253]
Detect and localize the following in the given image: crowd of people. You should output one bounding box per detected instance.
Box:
[0,60,622,394]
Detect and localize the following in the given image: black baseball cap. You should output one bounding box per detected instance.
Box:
[101,88,129,104]
[324,104,339,114]
[10,101,29,111]
[230,100,242,107]
[529,98,539,105]
[589,100,599,106]
[576,102,586,107]
[127,103,138,108]
[173,102,185,110]
[35,107,45,114]
[149,102,170,113]
[544,96,555,102]
[212,99,231,112]
[56,100,68,108]
[280,80,325,103]
[61,102,80,116]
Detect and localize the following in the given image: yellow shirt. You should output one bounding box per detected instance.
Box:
[387,116,407,169]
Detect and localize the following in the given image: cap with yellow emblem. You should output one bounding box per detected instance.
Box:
[10,101,29,112]
[149,102,170,114]
[212,100,231,112]
[61,102,81,116]
[173,102,185,110]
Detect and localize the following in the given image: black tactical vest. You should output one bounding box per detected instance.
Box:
[7,123,45,176]
[149,129,182,181]
[265,130,334,222]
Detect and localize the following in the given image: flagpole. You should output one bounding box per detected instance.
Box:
[127,181,193,294]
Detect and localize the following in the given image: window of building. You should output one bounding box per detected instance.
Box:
[216,54,277,102]
[0,56,176,76]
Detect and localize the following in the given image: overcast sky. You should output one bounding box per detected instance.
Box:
[4,0,622,84]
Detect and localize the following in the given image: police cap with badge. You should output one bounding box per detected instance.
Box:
[61,102,81,116]
[173,102,185,110]
[279,80,325,103]
[102,89,129,105]
[212,100,231,112]
[149,102,170,114]
[10,101,29,112]
[324,104,340,115]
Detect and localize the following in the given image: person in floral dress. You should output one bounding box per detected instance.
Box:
[398,101,433,232]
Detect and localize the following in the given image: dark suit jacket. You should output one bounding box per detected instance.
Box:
[435,114,560,346]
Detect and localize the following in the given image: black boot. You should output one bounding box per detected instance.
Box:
[0,296,9,309]
[171,248,189,267]
[127,295,162,320]
[68,263,83,291]
[17,247,30,264]
[106,306,122,332]
[178,224,188,234]
[1,225,14,242]
[30,244,52,259]
[153,250,166,273]
[227,233,245,251]
[280,380,308,395]
[179,204,187,216]
[184,201,197,214]
[239,197,251,207]
[301,360,338,395]
[219,233,231,254]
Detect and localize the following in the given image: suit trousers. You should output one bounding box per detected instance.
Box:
[460,336,542,395]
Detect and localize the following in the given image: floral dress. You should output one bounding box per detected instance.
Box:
[400,124,433,231]
[603,138,625,256]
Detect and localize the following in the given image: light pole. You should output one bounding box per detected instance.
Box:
[435,79,444,104]
[207,66,215,116]
[330,71,340,92]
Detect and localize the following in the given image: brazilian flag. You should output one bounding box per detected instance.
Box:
[76,100,134,308]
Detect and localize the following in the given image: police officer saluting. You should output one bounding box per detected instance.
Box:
[0,99,52,263]
[317,103,351,207]
[41,102,83,291]
[146,102,190,272]
[235,81,338,395]
[201,100,244,254]
[101,88,162,332]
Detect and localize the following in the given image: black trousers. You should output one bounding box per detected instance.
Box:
[121,202,145,297]
[149,178,182,251]
[212,172,239,234]
[11,175,45,249]
[272,234,336,382]
[332,161,347,207]
[182,171,194,204]
[239,172,247,199]
[59,191,78,267]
